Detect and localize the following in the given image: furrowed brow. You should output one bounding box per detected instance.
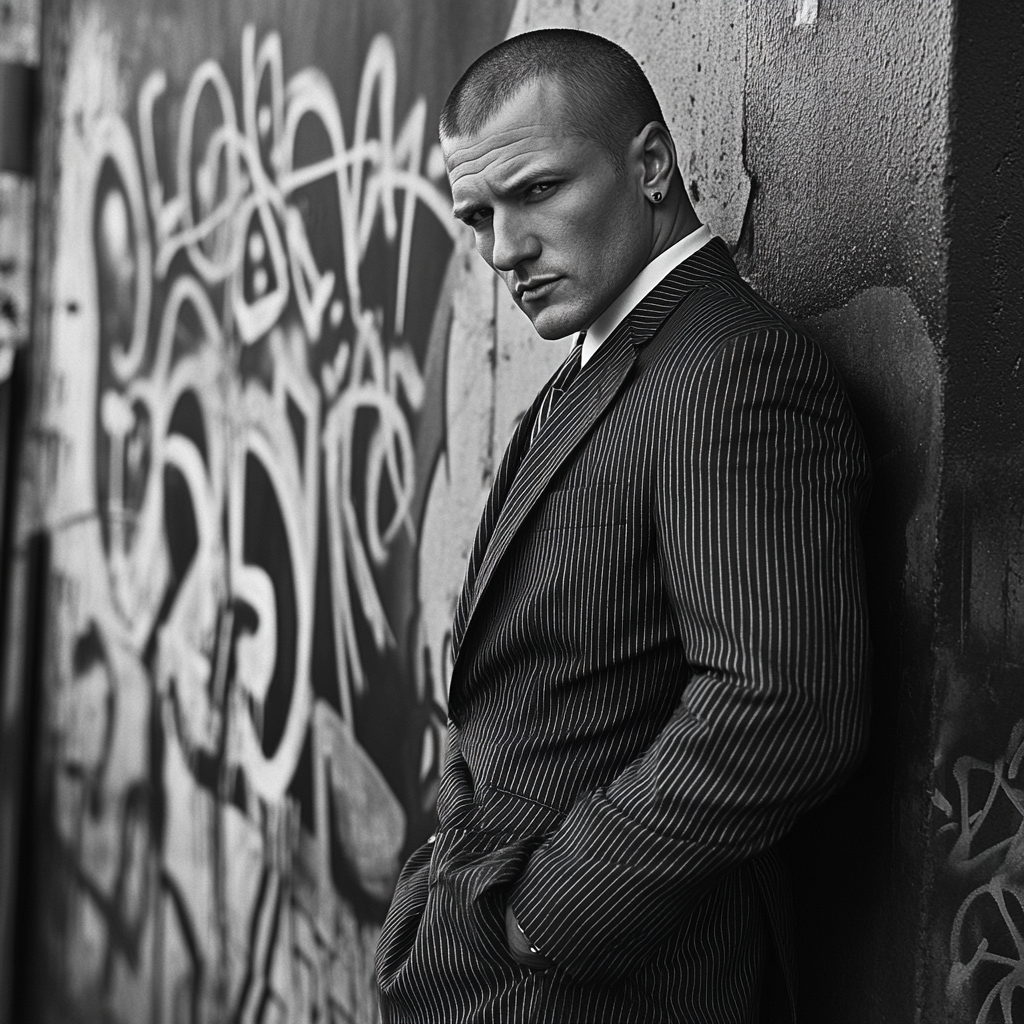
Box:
[499,165,559,196]
[452,199,485,222]
[450,157,563,221]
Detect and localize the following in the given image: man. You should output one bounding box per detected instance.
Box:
[376,28,870,1023]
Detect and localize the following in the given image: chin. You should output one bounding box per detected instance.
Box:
[534,324,575,342]
[528,305,587,342]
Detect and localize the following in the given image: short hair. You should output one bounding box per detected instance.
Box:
[440,29,666,172]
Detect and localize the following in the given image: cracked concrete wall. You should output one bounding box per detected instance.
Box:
[736,6,951,1022]
[924,4,1023,1023]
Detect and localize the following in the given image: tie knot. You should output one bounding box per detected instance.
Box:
[530,345,583,445]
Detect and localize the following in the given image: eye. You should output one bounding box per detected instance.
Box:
[462,208,492,229]
[525,182,556,200]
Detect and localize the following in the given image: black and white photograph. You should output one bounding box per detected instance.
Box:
[0,1,1019,1021]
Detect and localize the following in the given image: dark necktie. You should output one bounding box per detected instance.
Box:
[530,333,585,445]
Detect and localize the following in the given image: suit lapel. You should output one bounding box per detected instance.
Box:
[469,324,636,616]
[451,383,546,657]
[447,237,737,709]
[447,321,638,720]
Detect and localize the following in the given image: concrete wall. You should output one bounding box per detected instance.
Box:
[2,1,1020,1022]
[925,3,1024,1022]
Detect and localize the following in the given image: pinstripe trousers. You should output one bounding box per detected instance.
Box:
[376,239,871,1023]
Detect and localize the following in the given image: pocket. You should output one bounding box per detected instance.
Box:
[429,829,547,973]
[430,828,544,905]
[378,830,548,1012]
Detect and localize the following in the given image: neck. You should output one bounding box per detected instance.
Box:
[649,195,702,262]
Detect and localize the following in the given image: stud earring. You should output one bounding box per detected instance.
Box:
[652,191,663,203]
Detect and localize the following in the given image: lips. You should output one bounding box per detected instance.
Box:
[516,276,561,302]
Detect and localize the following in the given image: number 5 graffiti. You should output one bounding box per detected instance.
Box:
[45,18,464,1022]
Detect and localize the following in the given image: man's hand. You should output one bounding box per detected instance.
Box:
[505,903,554,970]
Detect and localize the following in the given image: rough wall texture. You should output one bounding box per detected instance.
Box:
[741,5,952,1021]
[926,3,1024,1022]
[5,0,1021,1022]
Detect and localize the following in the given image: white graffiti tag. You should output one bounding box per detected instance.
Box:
[936,720,1024,1023]
[48,21,458,1024]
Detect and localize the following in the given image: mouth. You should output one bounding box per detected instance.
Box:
[515,276,561,303]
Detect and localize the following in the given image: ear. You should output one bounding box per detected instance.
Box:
[636,121,677,203]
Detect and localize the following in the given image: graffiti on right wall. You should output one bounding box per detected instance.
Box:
[935,719,1024,1024]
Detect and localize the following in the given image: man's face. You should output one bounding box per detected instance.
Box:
[444,79,651,340]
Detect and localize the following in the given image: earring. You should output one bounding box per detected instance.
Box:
[651,191,663,203]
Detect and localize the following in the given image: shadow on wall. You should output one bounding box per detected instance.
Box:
[785,286,941,1024]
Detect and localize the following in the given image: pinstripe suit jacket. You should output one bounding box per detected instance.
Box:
[376,239,871,1023]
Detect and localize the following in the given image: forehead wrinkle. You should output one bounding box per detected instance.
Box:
[447,139,565,201]
[451,169,541,218]
[443,121,561,172]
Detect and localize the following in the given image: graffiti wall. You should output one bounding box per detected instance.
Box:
[22,1,521,1020]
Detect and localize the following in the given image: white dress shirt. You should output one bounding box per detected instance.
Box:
[580,224,713,367]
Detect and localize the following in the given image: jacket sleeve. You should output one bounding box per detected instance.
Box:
[508,328,872,983]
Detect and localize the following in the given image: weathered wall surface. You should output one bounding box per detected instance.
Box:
[5,0,1021,1022]
[740,6,952,1021]
[925,3,1024,1022]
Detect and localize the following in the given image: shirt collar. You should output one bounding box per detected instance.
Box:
[580,223,713,366]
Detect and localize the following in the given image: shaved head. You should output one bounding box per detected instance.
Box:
[440,28,666,172]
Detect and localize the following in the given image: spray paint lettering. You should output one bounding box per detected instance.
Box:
[935,720,1024,1024]
[44,21,462,1023]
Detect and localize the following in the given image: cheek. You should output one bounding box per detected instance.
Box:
[559,198,630,269]
[473,229,494,266]
[592,206,646,273]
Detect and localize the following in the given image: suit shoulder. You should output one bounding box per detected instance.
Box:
[644,281,852,411]
[651,277,823,368]
[666,278,798,353]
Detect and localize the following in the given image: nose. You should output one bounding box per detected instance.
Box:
[488,207,540,273]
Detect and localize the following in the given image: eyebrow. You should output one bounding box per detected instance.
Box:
[451,163,564,221]
[452,198,484,221]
